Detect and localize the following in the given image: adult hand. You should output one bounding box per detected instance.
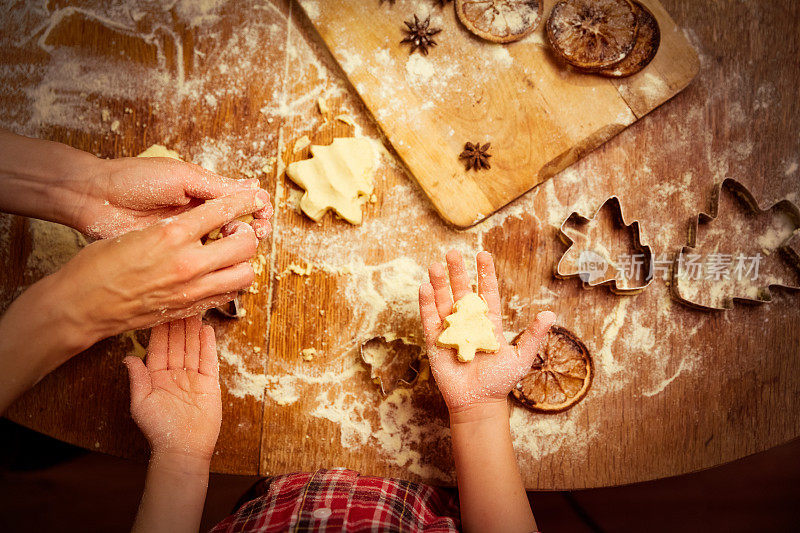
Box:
[73,156,273,239]
[124,316,221,461]
[0,195,260,414]
[0,131,272,239]
[418,250,556,412]
[48,188,266,348]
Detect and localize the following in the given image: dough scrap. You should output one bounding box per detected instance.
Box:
[436,293,500,362]
[293,135,311,153]
[285,262,314,276]
[136,144,253,239]
[285,137,376,225]
[137,144,182,160]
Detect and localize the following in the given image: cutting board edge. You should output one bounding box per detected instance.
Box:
[622,53,701,121]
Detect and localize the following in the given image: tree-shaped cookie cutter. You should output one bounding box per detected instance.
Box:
[555,196,654,294]
[359,336,423,397]
[670,178,800,311]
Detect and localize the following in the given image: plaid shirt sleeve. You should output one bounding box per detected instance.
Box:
[210,468,461,532]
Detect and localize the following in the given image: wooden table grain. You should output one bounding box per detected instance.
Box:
[1,0,798,489]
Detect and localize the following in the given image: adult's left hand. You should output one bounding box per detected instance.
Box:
[72,155,273,239]
[0,130,273,239]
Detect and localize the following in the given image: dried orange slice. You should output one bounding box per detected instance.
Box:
[546,0,638,71]
[456,0,544,43]
[599,1,660,77]
[511,326,593,412]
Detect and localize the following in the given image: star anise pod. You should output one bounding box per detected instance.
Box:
[459,142,491,170]
[401,15,441,55]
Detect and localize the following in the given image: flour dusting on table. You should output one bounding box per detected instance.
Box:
[2,0,796,485]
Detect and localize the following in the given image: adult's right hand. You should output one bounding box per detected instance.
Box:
[48,187,268,346]
[0,187,270,415]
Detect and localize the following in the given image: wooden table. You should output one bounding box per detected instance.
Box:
[1,0,798,489]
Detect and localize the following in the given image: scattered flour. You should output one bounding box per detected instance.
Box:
[490,47,513,68]
[784,159,798,177]
[298,0,320,20]
[642,356,695,397]
[510,406,597,460]
[3,0,794,485]
[405,55,436,85]
[594,298,632,378]
[639,72,670,101]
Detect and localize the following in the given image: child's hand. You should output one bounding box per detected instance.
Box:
[419,250,556,414]
[123,315,222,462]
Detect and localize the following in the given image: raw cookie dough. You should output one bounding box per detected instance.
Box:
[136,144,253,239]
[436,293,500,362]
[285,137,376,225]
[136,143,182,159]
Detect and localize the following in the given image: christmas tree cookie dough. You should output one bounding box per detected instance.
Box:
[285,137,376,225]
[436,293,500,362]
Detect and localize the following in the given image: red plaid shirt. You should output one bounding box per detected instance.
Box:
[211,469,460,532]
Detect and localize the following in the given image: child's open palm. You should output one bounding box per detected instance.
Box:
[419,250,555,411]
[123,315,222,460]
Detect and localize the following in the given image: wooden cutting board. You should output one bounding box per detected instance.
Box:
[298,0,699,227]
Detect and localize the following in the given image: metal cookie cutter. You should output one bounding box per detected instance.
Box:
[555,196,654,294]
[212,295,243,318]
[671,178,800,311]
[359,336,423,397]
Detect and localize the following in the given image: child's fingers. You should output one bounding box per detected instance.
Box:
[476,251,503,326]
[419,282,443,346]
[199,324,219,377]
[184,314,202,371]
[146,323,169,371]
[167,319,187,370]
[514,311,557,366]
[123,356,152,406]
[428,262,454,319]
[445,249,472,301]
[420,283,463,379]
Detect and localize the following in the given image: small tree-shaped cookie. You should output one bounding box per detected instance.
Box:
[436,292,500,362]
